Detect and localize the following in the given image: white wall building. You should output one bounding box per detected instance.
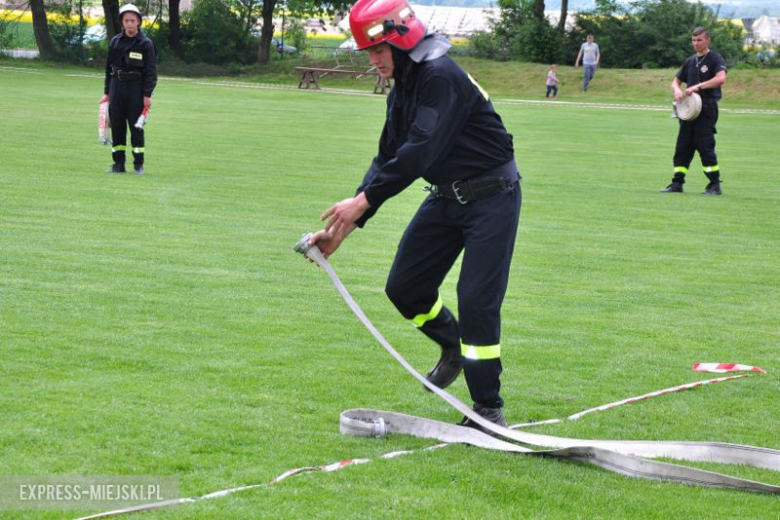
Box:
[750,15,780,45]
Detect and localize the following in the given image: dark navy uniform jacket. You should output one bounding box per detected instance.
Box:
[676,51,727,100]
[103,30,158,98]
[356,55,515,226]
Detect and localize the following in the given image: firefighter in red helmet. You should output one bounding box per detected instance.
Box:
[309,0,522,432]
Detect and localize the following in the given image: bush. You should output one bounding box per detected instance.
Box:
[737,46,780,69]
[487,0,563,64]
[181,0,254,65]
[283,19,309,57]
[467,30,511,61]
[45,1,90,63]
[0,16,15,49]
[510,18,562,63]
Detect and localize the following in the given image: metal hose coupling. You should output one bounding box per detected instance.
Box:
[339,411,388,438]
[372,418,387,438]
[293,233,327,267]
[293,233,314,255]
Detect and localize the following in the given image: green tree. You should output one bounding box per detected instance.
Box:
[567,0,745,68]
[255,0,352,64]
[485,0,562,63]
[181,0,254,64]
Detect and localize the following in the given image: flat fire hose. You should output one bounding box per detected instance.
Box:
[294,234,780,494]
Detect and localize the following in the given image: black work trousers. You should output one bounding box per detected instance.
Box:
[109,78,145,167]
[673,100,719,174]
[385,181,522,409]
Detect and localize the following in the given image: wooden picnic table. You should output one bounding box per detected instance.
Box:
[294,66,392,94]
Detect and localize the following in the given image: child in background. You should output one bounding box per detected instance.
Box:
[546,64,560,99]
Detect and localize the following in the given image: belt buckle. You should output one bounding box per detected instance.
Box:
[451,180,467,204]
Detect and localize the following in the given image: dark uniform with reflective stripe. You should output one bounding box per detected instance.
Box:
[356,52,521,409]
[672,50,727,186]
[104,29,157,169]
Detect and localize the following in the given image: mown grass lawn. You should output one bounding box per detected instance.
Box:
[0,63,778,519]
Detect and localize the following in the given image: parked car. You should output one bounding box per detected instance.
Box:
[249,29,298,54]
[272,37,297,54]
[336,37,357,52]
[66,24,106,45]
[84,24,106,43]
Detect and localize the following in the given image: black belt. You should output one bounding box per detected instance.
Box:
[112,70,142,81]
[426,160,519,204]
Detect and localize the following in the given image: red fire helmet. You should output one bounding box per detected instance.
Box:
[349,0,427,51]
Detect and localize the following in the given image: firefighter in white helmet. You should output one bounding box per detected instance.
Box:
[100,3,157,174]
[308,0,522,432]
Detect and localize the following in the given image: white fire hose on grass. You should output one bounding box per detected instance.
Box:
[293,233,780,494]
[73,237,779,519]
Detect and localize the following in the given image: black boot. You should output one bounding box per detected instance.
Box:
[660,182,683,193]
[702,182,722,195]
[660,172,685,193]
[105,163,126,173]
[418,306,462,391]
[424,347,463,390]
[458,403,507,436]
[702,170,721,195]
[133,151,145,175]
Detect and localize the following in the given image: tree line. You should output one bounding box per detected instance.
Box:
[8,0,777,68]
[17,0,351,65]
[469,0,749,68]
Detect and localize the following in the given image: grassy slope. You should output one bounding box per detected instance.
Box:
[0,63,778,519]
[224,53,780,109]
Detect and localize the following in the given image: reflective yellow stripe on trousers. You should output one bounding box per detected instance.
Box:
[461,342,501,360]
[411,296,443,328]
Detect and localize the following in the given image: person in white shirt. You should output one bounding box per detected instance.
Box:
[575,34,600,92]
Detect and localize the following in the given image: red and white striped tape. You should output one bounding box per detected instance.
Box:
[565,374,750,421]
[694,363,767,374]
[509,373,753,428]
[76,445,450,519]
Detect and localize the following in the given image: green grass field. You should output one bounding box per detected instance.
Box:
[1,63,778,519]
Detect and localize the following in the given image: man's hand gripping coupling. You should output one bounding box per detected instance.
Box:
[308,192,371,259]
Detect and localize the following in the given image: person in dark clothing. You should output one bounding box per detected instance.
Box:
[308,0,522,431]
[661,27,727,195]
[100,3,157,175]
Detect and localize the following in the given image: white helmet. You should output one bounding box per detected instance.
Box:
[119,3,142,21]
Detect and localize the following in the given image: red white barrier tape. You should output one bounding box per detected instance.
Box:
[694,363,767,374]
[510,366,766,428]
[510,375,750,428]
[75,445,449,519]
[567,374,750,421]
[98,101,111,145]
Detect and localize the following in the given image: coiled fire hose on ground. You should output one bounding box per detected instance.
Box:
[293,233,780,494]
